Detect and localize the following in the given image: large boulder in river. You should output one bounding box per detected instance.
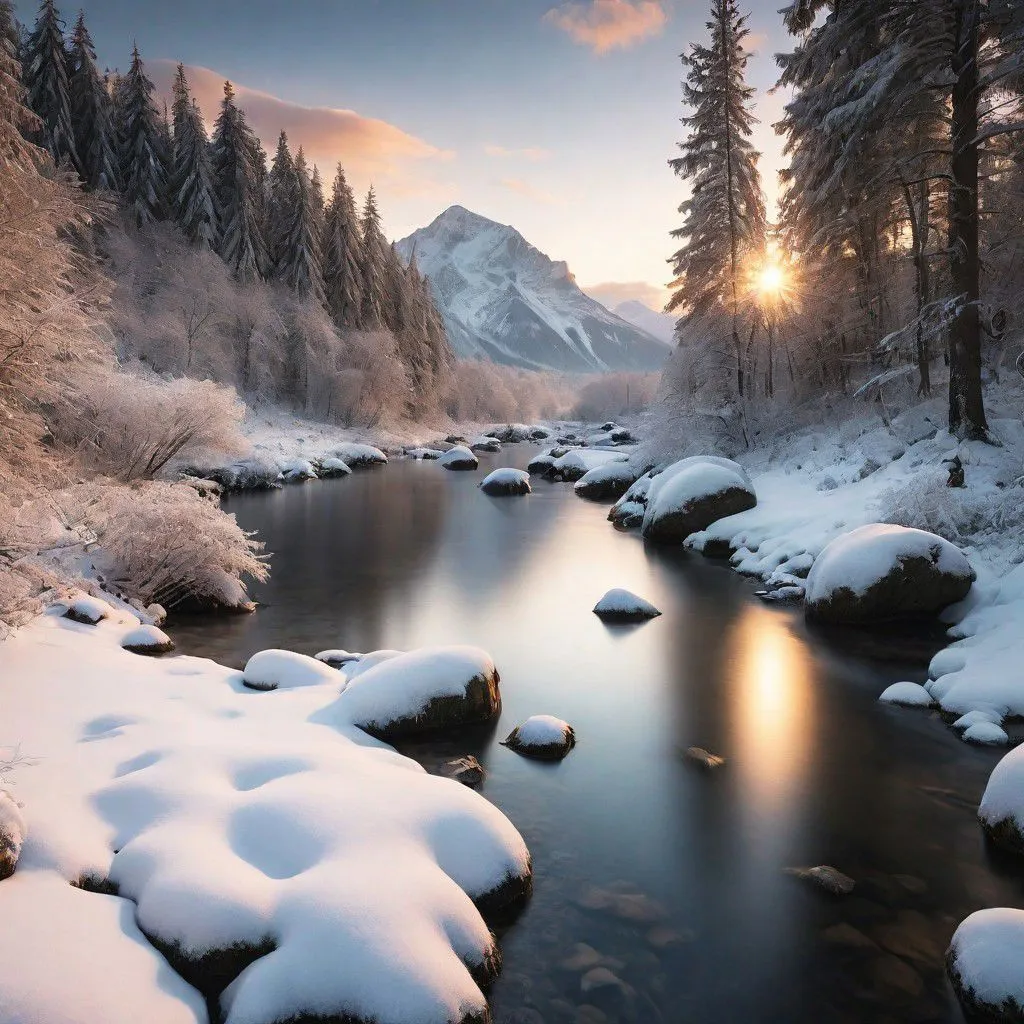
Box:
[947,909,1024,1023]
[804,524,975,626]
[438,446,479,472]
[480,468,531,496]
[334,646,502,740]
[0,790,25,881]
[642,462,756,545]
[331,443,388,468]
[575,461,640,501]
[979,745,1024,855]
[593,588,661,622]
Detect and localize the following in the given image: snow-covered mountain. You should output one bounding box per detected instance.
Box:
[397,206,671,373]
[613,300,677,346]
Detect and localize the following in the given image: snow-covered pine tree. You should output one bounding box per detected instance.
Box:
[68,13,118,190]
[278,148,325,303]
[323,164,363,329]
[22,0,78,171]
[210,80,268,282]
[359,186,390,328]
[116,46,168,227]
[667,0,766,401]
[0,0,38,167]
[265,130,297,276]
[169,64,218,248]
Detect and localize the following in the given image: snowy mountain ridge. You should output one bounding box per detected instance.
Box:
[612,300,677,346]
[397,206,671,373]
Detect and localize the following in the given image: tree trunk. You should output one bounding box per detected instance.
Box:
[901,175,932,395]
[948,0,989,439]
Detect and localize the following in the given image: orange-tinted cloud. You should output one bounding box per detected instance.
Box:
[543,1,668,54]
[499,178,558,205]
[150,60,454,197]
[484,144,551,161]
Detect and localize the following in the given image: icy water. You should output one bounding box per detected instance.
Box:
[172,447,1024,1024]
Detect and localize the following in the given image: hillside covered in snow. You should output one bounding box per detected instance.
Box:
[397,207,671,374]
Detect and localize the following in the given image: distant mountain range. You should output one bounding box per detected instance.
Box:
[397,206,671,373]
[611,300,676,346]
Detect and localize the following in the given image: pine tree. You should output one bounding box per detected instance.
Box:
[169,64,218,248]
[0,0,39,167]
[22,0,77,171]
[68,12,117,190]
[323,164,363,329]
[265,130,297,275]
[667,0,766,400]
[210,80,268,282]
[116,46,168,227]
[359,186,390,328]
[278,148,325,303]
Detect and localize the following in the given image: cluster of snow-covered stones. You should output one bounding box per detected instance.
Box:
[0,595,547,1024]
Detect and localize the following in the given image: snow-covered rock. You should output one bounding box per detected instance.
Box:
[575,461,640,501]
[593,588,662,622]
[315,649,361,669]
[281,458,317,483]
[878,681,933,707]
[470,436,502,454]
[804,524,975,625]
[963,721,1009,746]
[316,457,352,478]
[0,789,25,881]
[0,873,206,1023]
[407,447,443,461]
[642,462,757,545]
[242,649,343,691]
[952,709,1004,732]
[480,468,531,496]
[609,472,654,528]
[485,424,534,443]
[550,448,625,483]
[63,595,112,625]
[121,624,175,656]
[332,443,388,468]
[980,746,1024,853]
[343,649,404,680]
[527,452,556,475]
[947,909,1024,1022]
[438,445,479,472]
[502,716,576,761]
[328,646,502,740]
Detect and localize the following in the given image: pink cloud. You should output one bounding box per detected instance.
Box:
[543,0,668,54]
[150,61,454,198]
[499,178,558,205]
[484,144,551,161]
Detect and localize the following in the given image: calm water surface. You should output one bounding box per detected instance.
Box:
[172,447,1024,1024]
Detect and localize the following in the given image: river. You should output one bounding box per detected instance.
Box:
[170,446,1021,1024]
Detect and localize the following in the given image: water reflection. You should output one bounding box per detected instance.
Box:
[173,450,1021,1024]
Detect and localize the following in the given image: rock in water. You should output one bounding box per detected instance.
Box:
[804,524,975,626]
[0,790,25,881]
[502,716,576,761]
[574,461,640,501]
[480,468,531,496]
[441,756,486,788]
[979,745,1024,854]
[878,681,933,707]
[242,649,343,691]
[121,625,175,656]
[785,865,856,896]
[438,445,480,472]
[684,746,725,769]
[331,443,388,468]
[593,589,661,622]
[947,909,1024,1023]
[642,462,756,545]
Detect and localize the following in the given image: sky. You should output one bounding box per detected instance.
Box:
[16,0,793,311]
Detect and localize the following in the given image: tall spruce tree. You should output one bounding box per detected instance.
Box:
[210,80,268,282]
[323,164,363,329]
[22,0,77,171]
[169,65,218,248]
[359,186,390,328]
[68,13,118,189]
[265,130,297,276]
[667,0,766,400]
[1,0,39,166]
[116,46,168,226]
[278,148,325,303]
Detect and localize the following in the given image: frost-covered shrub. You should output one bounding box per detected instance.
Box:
[84,482,268,610]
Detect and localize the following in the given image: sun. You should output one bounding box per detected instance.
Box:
[757,262,787,299]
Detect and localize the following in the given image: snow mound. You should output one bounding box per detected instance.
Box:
[63,595,113,625]
[0,873,206,1023]
[0,789,25,880]
[502,716,576,761]
[804,524,975,625]
[281,458,317,482]
[243,649,343,691]
[550,449,625,483]
[438,446,479,471]
[593,588,661,622]
[121,624,175,655]
[878,681,933,707]
[952,710,1003,731]
[343,649,404,680]
[948,909,1024,1022]
[331,443,388,468]
[327,646,502,739]
[643,462,757,545]
[486,424,534,443]
[980,745,1024,853]
[963,721,1009,746]
[470,436,502,453]
[317,457,352,478]
[480,468,531,496]
[407,448,443,461]
[315,649,361,668]
[574,461,640,501]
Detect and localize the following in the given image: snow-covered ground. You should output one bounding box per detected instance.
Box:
[0,604,530,1024]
